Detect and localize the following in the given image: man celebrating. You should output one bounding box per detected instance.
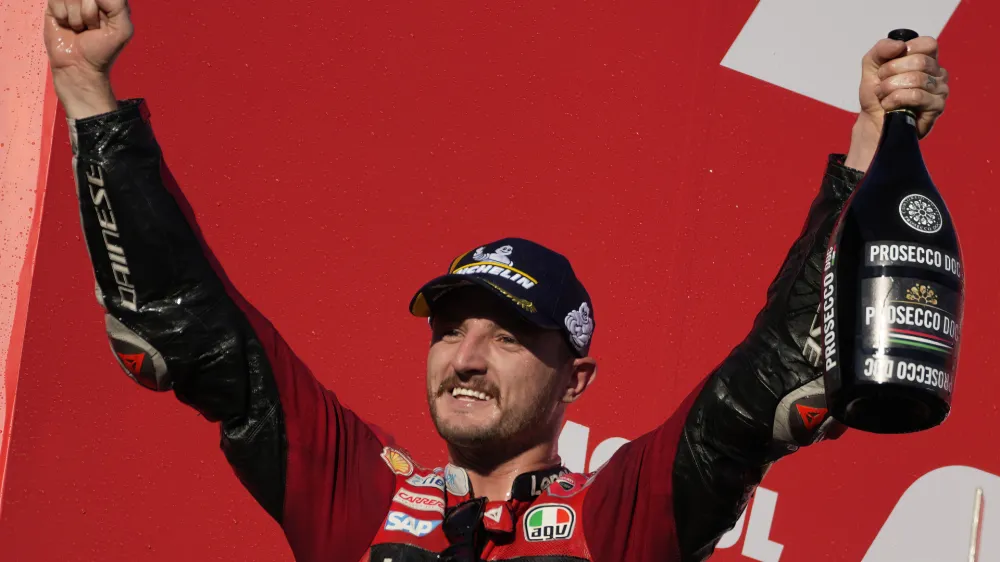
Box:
[44,0,950,560]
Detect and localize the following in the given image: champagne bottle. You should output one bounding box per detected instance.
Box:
[823,28,964,434]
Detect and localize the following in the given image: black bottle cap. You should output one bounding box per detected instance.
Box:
[888,28,919,42]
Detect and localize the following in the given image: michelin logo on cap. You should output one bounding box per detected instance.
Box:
[474,245,514,266]
[453,244,538,290]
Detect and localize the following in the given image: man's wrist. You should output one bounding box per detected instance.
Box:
[843,115,881,173]
[53,70,119,120]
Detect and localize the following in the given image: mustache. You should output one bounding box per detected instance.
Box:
[436,376,501,400]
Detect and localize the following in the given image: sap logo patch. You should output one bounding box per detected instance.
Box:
[384,511,442,538]
[406,473,446,490]
[523,504,576,542]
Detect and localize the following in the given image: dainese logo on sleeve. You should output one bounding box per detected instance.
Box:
[523,504,576,542]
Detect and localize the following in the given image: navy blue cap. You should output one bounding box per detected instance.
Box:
[409,237,595,356]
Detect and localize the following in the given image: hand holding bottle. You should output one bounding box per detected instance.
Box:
[846,34,950,172]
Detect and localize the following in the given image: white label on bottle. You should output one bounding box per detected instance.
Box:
[860,276,961,354]
[821,246,839,375]
[865,241,962,280]
[857,355,954,393]
[898,194,944,234]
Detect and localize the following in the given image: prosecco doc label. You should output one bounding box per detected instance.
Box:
[855,353,955,393]
[864,241,962,280]
[859,276,960,361]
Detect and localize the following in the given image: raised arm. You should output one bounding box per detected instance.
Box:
[582,34,950,562]
[665,154,860,558]
[45,2,395,558]
[71,96,298,514]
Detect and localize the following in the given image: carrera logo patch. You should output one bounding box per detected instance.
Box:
[392,489,445,514]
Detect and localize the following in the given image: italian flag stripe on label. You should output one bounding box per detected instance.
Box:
[528,507,570,527]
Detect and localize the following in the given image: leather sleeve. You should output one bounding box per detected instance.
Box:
[670,154,864,560]
[69,99,396,559]
[583,155,864,562]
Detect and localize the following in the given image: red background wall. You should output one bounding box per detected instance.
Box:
[1,2,998,561]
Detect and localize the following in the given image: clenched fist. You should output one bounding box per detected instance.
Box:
[44,0,134,119]
[845,34,950,171]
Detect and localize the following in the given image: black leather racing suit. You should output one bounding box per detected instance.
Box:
[70,98,860,561]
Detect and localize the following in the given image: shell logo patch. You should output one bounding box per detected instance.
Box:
[380,447,414,476]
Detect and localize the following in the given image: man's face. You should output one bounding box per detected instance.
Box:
[426,286,573,451]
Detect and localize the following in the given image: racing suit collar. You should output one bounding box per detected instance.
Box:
[443,463,569,502]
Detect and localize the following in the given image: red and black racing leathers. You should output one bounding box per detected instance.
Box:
[69,99,861,562]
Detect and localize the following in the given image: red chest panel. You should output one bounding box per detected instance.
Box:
[362,448,598,561]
